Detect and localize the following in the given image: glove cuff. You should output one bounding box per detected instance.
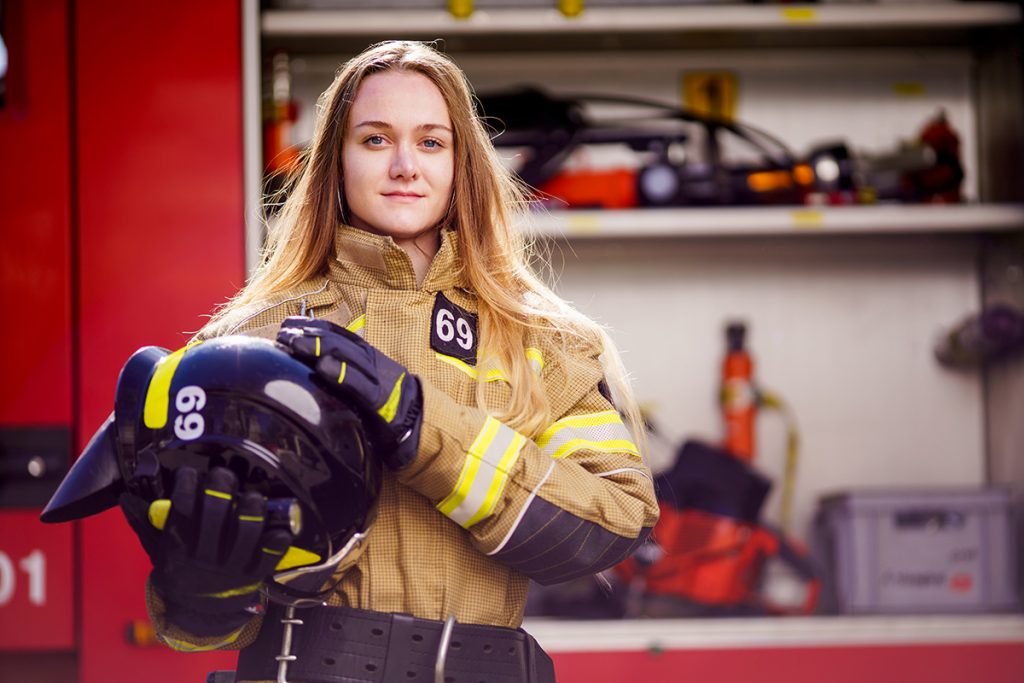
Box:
[385,375,423,470]
[152,571,262,627]
[163,599,257,638]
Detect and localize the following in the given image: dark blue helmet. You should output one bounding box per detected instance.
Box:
[42,336,380,598]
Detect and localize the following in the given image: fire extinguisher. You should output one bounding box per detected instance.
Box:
[264,51,300,176]
[721,322,756,462]
[719,321,801,533]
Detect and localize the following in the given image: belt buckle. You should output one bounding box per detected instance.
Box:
[275,604,304,683]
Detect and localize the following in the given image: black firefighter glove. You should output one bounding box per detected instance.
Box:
[277,316,423,470]
[119,466,294,637]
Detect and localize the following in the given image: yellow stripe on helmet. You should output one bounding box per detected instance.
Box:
[142,341,202,429]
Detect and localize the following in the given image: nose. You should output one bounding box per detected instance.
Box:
[390,142,418,180]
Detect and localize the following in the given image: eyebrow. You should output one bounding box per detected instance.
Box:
[353,120,453,134]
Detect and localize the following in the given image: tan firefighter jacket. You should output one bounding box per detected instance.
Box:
[147,224,659,656]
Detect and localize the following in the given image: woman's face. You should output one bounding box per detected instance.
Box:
[342,70,455,243]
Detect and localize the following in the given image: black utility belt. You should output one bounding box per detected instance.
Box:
[233,604,556,683]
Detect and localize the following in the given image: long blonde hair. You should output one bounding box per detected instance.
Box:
[202,41,643,445]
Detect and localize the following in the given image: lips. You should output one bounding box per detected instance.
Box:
[383,192,424,200]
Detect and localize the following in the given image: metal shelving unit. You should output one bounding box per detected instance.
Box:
[523,204,1024,239]
[263,3,1022,37]
[250,3,1024,256]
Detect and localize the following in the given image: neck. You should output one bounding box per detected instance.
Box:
[394,228,442,286]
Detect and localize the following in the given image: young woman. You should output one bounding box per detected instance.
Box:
[143,40,658,682]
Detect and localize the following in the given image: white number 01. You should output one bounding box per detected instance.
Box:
[173,385,207,441]
[435,308,474,351]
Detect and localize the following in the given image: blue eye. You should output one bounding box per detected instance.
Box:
[423,139,441,149]
[366,135,385,146]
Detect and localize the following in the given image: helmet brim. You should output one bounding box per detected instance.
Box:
[40,414,124,523]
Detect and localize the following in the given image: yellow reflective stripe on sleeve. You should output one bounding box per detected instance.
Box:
[337,361,348,384]
[463,430,525,528]
[160,627,243,653]
[143,341,202,429]
[437,417,526,528]
[378,373,404,423]
[438,418,500,517]
[315,336,321,357]
[346,314,366,334]
[238,515,263,523]
[536,410,640,459]
[204,489,231,501]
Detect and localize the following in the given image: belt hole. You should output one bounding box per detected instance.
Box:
[451,640,461,650]
[412,633,424,642]
[508,647,516,655]
[406,672,417,679]
[366,663,378,672]
[330,622,342,631]
[482,644,492,654]
[323,658,336,667]
[371,627,384,636]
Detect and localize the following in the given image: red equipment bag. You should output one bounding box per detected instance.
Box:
[617,440,820,616]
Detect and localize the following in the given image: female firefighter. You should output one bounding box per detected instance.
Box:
[127,40,658,682]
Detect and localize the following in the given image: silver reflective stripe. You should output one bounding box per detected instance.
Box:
[595,467,652,481]
[436,417,526,529]
[535,410,640,459]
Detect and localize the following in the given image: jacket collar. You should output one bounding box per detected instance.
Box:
[329,224,466,292]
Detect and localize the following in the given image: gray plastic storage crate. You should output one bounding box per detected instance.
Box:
[815,488,1019,614]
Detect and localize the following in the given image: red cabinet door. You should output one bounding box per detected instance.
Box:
[0,0,75,656]
[75,3,245,683]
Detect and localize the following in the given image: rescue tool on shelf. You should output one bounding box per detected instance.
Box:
[477,87,965,210]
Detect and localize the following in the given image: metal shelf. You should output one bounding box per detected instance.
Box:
[523,613,1024,653]
[521,204,1024,239]
[263,3,1021,37]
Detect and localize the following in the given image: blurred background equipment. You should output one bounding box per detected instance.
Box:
[721,321,755,462]
[616,439,820,617]
[478,87,967,211]
[612,321,818,617]
[934,303,1024,368]
[856,109,965,205]
[814,488,1020,615]
[478,86,811,209]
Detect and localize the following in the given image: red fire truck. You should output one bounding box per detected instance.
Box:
[1,3,243,681]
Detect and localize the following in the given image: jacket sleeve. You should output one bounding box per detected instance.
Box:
[395,341,660,585]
